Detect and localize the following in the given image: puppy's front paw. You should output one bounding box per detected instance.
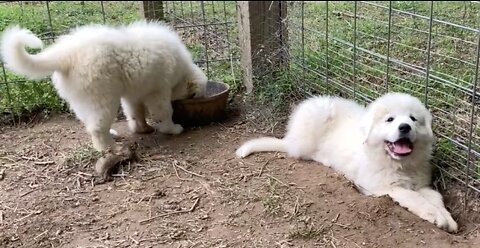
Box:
[419,207,458,233]
[439,209,458,233]
[169,124,184,135]
[158,123,184,135]
[110,128,119,138]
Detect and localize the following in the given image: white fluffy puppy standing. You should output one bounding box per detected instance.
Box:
[236,92,458,233]
[1,20,208,152]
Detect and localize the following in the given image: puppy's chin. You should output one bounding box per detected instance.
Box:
[384,137,414,160]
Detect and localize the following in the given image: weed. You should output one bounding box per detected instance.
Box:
[288,223,328,241]
[261,176,288,217]
[262,195,284,217]
[64,145,101,168]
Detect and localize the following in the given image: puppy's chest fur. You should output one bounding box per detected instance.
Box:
[360,157,432,193]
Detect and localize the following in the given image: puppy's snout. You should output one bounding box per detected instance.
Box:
[399,123,411,134]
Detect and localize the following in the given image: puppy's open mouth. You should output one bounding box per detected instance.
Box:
[385,138,413,157]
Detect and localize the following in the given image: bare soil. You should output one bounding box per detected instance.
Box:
[0,102,479,248]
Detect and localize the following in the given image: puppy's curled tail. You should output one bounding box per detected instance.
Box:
[1,26,60,79]
[235,137,287,158]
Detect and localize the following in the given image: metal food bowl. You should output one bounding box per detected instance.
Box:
[172,81,230,127]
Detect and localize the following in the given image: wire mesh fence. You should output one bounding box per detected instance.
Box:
[0,1,479,205]
[161,1,241,86]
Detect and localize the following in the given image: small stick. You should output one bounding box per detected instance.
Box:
[293,197,300,216]
[34,230,47,241]
[20,189,36,197]
[0,210,4,224]
[175,163,205,178]
[129,236,140,245]
[172,162,192,181]
[266,174,289,187]
[34,161,55,165]
[332,213,340,223]
[42,141,54,150]
[21,156,36,161]
[0,169,4,180]
[77,171,93,177]
[139,198,200,224]
[258,156,277,177]
[138,237,162,243]
[334,223,350,229]
[15,210,41,223]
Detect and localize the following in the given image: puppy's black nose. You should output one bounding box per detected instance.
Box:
[399,123,411,134]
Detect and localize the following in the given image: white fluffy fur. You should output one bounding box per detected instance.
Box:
[1,21,208,151]
[236,92,458,233]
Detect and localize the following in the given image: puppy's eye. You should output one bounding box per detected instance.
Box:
[386,117,394,122]
[410,115,417,122]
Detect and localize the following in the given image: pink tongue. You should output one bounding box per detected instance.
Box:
[393,141,412,154]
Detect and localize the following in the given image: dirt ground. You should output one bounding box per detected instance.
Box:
[1,102,480,248]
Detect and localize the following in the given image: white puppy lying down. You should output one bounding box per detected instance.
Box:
[0,20,208,151]
[236,93,458,233]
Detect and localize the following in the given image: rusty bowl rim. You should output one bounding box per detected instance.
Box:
[175,81,230,105]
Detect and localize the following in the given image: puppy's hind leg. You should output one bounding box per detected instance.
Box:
[121,98,154,134]
[144,92,183,135]
[80,100,120,152]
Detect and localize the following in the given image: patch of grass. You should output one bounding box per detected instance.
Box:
[287,0,479,100]
[262,194,284,217]
[0,76,67,115]
[253,68,300,110]
[288,223,328,241]
[261,176,288,217]
[64,145,101,168]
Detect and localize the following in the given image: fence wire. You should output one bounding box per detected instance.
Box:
[162,1,241,81]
